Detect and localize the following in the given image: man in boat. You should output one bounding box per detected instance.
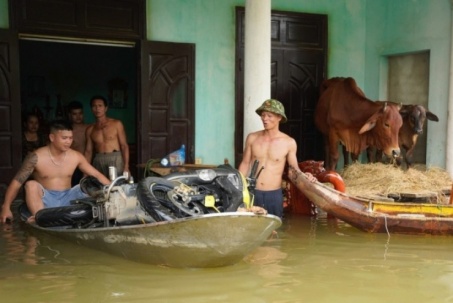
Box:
[84,95,130,178]
[238,99,316,218]
[0,120,110,224]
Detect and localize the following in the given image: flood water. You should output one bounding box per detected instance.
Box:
[2,200,453,303]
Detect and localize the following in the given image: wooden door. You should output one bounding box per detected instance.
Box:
[0,30,22,196]
[140,41,195,165]
[276,49,326,161]
[235,8,327,164]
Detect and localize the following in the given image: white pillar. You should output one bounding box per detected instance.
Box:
[447,0,453,177]
[243,0,271,143]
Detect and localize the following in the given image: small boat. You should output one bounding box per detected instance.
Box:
[18,165,282,267]
[21,209,281,268]
[288,167,453,235]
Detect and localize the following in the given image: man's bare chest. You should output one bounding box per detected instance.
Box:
[92,126,117,141]
[252,141,287,158]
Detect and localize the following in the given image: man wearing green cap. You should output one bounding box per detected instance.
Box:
[239,99,315,218]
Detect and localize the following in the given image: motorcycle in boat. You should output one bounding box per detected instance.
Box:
[20,162,282,267]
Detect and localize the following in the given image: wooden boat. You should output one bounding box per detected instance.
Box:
[21,210,281,268]
[288,167,453,235]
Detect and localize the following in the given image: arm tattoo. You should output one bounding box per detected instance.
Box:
[14,152,38,184]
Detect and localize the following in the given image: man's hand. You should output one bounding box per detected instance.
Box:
[0,206,13,224]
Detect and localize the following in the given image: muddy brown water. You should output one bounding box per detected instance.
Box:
[2,201,453,303]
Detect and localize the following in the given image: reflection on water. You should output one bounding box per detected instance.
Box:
[2,206,453,303]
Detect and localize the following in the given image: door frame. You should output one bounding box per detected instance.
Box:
[0,29,22,195]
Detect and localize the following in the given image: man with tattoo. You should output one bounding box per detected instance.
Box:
[84,95,130,178]
[0,120,110,224]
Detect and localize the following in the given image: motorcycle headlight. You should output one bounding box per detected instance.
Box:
[197,169,217,181]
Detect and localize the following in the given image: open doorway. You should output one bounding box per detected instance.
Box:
[0,31,196,193]
[387,51,431,166]
[19,38,138,175]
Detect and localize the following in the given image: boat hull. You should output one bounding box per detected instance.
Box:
[26,212,281,267]
[288,168,453,235]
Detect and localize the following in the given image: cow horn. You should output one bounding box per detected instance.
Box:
[383,102,387,111]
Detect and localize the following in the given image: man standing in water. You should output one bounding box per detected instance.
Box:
[67,101,89,185]
[239,99,316,218]
[84,95,130,178]
[0,120,110,224]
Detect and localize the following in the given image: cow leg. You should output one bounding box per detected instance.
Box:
[404,147,414,168]
[342,145,350,166]
[323,136,330,169]
[328,135,340,171]
[375,149,384,163]
[403,136,419,168]
[329,151,339,171]
[366,146,376,163]
[350,152,360,163]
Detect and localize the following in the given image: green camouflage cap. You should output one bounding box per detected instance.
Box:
[255,99,287,123]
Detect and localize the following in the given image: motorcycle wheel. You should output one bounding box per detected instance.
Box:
[136,177,181,221]
[35,203,93,228]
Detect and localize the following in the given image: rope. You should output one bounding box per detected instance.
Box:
[383,215,390,261]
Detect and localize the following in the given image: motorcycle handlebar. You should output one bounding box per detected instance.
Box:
[249,160,259,179]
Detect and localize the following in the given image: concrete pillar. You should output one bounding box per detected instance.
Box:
[447,0,453,177]
[243,0,271,143]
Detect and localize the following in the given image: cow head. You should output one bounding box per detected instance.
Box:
[358,102,402,159]
[400,104,439,135]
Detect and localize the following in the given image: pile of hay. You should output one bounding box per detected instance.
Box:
[340,163,452,202]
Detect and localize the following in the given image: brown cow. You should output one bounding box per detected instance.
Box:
[370,104,439,168]
[315,77,403,171]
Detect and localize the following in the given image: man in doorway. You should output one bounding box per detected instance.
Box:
[0,120,110,224]
[67,100,89,185]
[84,95,130,178]
[238,99,316,218]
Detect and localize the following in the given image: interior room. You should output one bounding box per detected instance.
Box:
[19,39,138,172]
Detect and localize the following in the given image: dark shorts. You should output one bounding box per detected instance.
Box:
[93,151,124,178]
[254,189,284,218]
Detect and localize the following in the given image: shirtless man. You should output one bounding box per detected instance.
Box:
[84,95,130,178]
[67,101,89,185]
[239,99,316,218]
[0,120,110,224]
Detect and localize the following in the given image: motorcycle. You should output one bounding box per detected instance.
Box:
[32,161,265,229]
